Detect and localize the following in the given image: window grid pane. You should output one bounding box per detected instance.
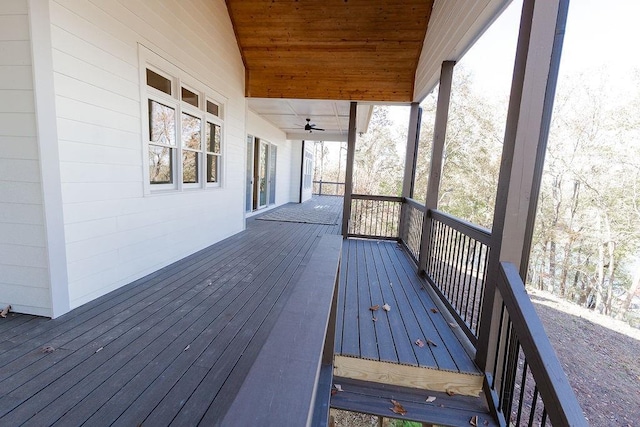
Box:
[206,122,221,154]
[181,113,201,150]
[207,154,218,183]
[149,145,173,184]
[206,100,219,117]
[146,69,171,95]
[182,87,199,108]
[182,150,199,184]
[149,100,176,146]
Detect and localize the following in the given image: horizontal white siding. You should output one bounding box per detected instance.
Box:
[414,0,511,102]
[50,0,246,308]
[0,0,51,316]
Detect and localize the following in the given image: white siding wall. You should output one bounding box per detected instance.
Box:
[0,0,52,316]
[246,110,297,207]
[49,0,246,309]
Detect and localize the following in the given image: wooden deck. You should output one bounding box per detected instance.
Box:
[335,238,484,396]
[0,196,493,426]
[0,206,339,426]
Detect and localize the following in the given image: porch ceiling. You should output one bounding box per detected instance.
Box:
[226,0,434,103]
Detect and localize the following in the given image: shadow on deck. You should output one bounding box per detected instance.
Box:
[0,196,495,426]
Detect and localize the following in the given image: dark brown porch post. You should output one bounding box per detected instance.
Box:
[398,102,422,240]
[475,0,570,371]
[417,61,455,274]
[341,102,357,237]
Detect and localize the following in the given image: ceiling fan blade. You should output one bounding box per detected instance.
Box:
[314,127,325,131]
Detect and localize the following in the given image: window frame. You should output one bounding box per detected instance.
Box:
[140,46,226,195]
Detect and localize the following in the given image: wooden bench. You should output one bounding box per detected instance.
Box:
[221,235,342,426]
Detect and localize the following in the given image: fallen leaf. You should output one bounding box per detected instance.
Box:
[40,346,55,354]
[470,415,478,426]
[95,347,103,353]
[415,339,425,348]
[446,390,455,396]
[390,399,407,416]
[426,396,436,403]
[184,345,190,351]
[430,308,439,313]
[334,384,343,392]
[382,303,391,312]
[449,322,459,328]
[369,304,380,311]
[0,305,11,318]
[426,339,438,347]
[372,316,377,322]
[484,420,489,426]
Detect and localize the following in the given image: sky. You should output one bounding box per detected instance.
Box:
[461,0,640,102]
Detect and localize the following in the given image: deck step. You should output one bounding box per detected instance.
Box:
[334,355,484,397]
[331,376,499,427]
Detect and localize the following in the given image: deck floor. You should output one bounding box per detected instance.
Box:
[336,238,479,374]
[0,196,486,426]
[0,202,339,426]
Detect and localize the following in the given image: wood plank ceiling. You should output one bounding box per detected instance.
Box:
[226,0,434,102]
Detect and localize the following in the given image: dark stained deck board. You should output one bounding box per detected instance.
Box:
[355,239,379,360]
[0,199,341,426]
[339,236,361,357]
[2,221,317,424]
[374,241,440,369]
[0,226,268,362]
[362,239,398,363]
[337,239,481,375]
[386,242,479,374]
[0,223,292,409]
[366,240,419,366]
[331,376,498,427]
[54,223,329,426]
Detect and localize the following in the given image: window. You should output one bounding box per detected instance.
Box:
[142,54,224,193]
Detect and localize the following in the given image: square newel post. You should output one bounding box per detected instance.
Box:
[341,102,357,237]
[417,61,455,274]
[398,102,422,241]
[475,0,569,372]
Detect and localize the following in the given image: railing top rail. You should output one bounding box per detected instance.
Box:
[313,180,345,185]
[498,262,588,427]
[429,209,491,245]
[403,197,427,212]
[351,194,403,202]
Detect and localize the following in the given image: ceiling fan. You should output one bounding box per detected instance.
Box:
[304,118,325,133]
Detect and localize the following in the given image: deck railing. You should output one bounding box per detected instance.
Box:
[348,194,402,239]
[313,180,345,196]
[484,262,587,427]
[399,198,424,263]
[423,209,491,342]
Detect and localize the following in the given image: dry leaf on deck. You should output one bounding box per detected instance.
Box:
[184,345,190,352]
[95,346,103,353]
[40,346,55,354]
[369,304,380,311]
[390,399,407,416]
[334,384,343,392]
[415,339,425,348]
[372,316,377,322]
[446,390,456,396]
[449,322,459,328]
[426,396,436,403]
[426,339,438,347]
[382,303,391,312]
[430,308,439,314]
[0,305,10,318]
[470,415,478,426]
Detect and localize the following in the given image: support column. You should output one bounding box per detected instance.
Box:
[475,0,569,370]
[417,61,455,274]
[399,102,422,239]
[341,102,357,237]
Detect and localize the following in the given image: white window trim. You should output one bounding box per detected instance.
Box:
[139,45,227,195]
